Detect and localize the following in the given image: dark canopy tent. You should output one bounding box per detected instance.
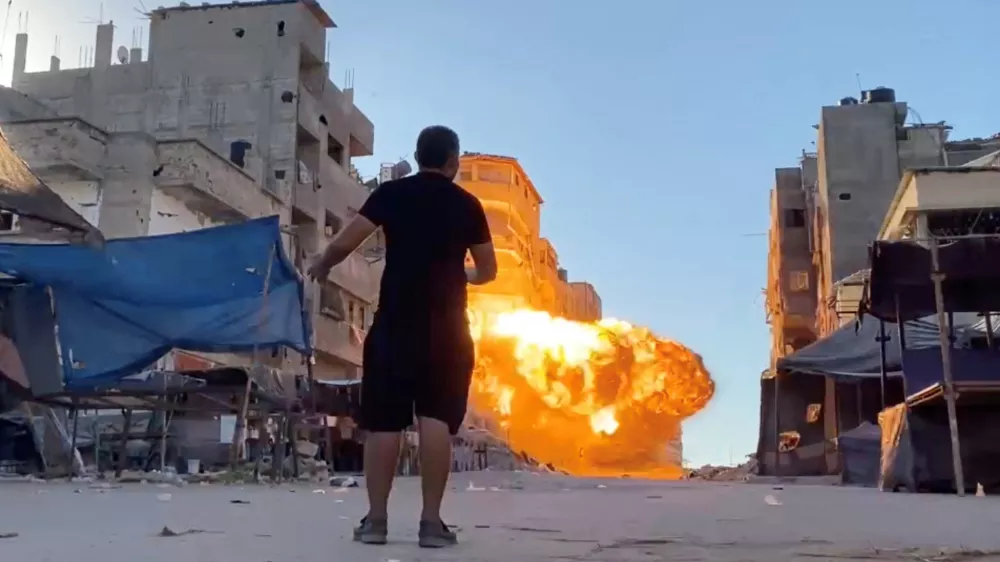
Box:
[0,130,102,243]
[0,216,310,391]
[760,313,989,483]
[775,314,985,379]
[862,237,1000,495]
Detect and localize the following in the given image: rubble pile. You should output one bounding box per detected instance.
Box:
[459,427,564,474]
[282,440,330,482]
[685,455,759,482]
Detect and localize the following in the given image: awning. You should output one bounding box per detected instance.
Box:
[776,313,987,379]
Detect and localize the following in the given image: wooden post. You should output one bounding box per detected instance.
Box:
[229,376,253,470]
[67,402,80,479]
[115,409,132,479]
[928,234,965,496]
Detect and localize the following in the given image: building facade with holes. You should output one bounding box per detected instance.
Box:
[3,0,378,381]
[456,153,602,322]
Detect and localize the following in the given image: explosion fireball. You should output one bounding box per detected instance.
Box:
[467,307,715,479]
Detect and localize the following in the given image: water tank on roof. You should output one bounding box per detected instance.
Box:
[862,87,896,104]
[839,97,859,106]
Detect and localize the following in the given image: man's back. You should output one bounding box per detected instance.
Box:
[359,171,490,333]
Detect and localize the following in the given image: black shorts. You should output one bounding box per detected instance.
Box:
[359,321,475,435]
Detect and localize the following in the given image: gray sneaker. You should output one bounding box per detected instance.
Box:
[353,517,388,545]
[418,520,458,548]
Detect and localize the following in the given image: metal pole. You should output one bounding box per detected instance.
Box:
[68,402,80,479]
[773,370,781,477]
[929,234,965,496]
[985,313,994,350]
[234,245,277,468]
[878,321,888,410]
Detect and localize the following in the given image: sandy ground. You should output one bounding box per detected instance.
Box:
[2,471,1000,562]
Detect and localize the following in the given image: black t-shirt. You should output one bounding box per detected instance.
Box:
[358,171,491,349]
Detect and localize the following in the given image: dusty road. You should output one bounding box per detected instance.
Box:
[2,471,999,561]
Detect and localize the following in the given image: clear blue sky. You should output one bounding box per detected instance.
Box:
[9,0,1000,465]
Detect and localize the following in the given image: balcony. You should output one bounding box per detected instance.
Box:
[349,109,374,157]
[296,87,326,144]
[322,158,368,222]
[314,314,364,367]
[156,140,282,221]
[327,251,379,303]
[2,117,107,181]
[294,178,321,222]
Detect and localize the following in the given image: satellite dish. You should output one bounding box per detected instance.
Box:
[116,46,128,64]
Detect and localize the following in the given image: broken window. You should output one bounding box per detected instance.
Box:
[806,403,822,423]
[229,140,252,168]
[778,431,801,452]
[790,271,809,292]
[320,285,345,319]
[783,208,806,228]
[277,21,285,37]
[327,134,345,165]
[838,192,852,201]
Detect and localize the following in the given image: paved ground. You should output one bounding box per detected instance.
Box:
[3,471,1000,561]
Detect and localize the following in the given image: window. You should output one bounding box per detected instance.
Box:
[458,169,472,182]
[0,211,17,232]
[327,135,344,165]
[790,271,809,292]
[783,209,806,228]
[838,192,852,201]
[477,164,511,184]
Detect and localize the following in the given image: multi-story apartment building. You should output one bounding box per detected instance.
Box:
[3,0,379,381]
[806,89,994,334]
[765,167,817,366]
[456,153,602,320]
[458,153,543,311]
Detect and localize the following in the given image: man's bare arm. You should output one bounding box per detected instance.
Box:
[466,241,498,285]
[307,215,378,280]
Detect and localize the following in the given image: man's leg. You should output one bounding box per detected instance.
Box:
[363,430,401,520]
[416,416,452,523]
[354,330,414,544]
[414,352,473,548]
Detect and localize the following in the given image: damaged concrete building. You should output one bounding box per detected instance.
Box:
[0,0,379,381]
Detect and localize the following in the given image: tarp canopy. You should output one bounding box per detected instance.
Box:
[776,313,988,379]
[866,238,1000,322]
[0,130,103,243]
[0,216,309,386]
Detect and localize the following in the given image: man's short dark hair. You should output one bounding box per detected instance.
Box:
[415,126,460,169]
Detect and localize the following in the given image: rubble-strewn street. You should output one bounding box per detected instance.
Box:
[2,472,1000,562]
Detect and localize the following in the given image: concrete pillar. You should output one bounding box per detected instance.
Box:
[94,22,114,70]
[129,47,142,64]
[49,56,60,72]
[97,132,158,238]
[12,33,27,80]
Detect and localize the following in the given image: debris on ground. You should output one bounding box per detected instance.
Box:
[158,526,216,537]
[329,476,358,488]
[684,455,759,482]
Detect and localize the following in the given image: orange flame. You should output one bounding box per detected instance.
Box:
[467,306,715,478]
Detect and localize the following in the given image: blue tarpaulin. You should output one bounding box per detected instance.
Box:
[0,216,310,387]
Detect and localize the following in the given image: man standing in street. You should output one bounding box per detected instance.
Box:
[308,125,497,548]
